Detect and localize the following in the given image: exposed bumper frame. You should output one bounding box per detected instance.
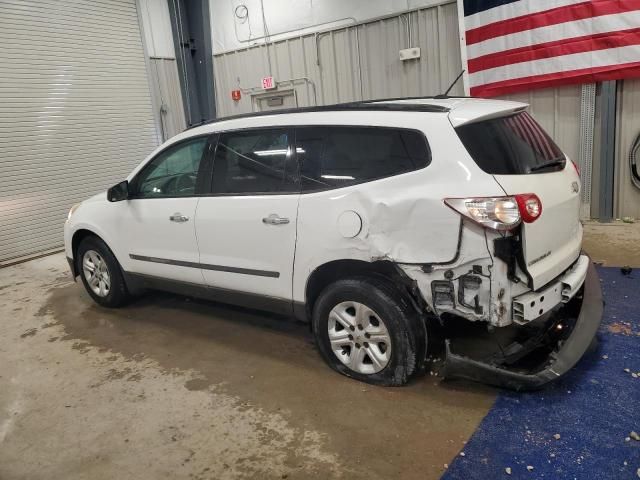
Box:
[441,260,603,391]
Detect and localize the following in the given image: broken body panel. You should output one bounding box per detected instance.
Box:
[290,109,507,304]
[291,100,599,389]
[442,260,602,391]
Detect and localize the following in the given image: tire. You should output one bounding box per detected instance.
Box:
[76,236,130,308]
[312,277,426,386]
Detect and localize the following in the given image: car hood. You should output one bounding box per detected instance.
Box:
[82,191,108,204]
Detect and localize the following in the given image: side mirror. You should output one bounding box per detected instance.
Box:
[107,180,130,202]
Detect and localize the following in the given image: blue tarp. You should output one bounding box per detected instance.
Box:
[443,267,640,479]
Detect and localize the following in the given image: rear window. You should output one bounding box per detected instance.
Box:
[456,111,565,175]
[295,126,430,191]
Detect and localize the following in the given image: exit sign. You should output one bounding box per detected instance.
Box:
[261,76,275,90]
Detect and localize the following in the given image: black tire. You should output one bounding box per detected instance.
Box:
[76,236,130,308]
[312,277,426,386]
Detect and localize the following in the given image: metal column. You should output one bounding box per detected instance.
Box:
[578,84,596,219]
[167,0,216,126]
[598,80,617,222]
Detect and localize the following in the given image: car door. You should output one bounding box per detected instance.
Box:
[194,127,299,306]
[122,134,213,284]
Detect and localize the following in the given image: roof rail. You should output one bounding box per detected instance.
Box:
[368,94,474,102]
[187,98,454,130]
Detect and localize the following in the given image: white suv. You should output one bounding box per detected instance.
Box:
[64,98,602,390]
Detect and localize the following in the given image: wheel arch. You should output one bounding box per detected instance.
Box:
[70,229,116,278]
[301,259,426,323]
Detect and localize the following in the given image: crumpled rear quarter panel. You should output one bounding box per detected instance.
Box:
[292,115,505,303]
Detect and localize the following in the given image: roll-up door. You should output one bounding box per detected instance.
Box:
[0,0,159,264]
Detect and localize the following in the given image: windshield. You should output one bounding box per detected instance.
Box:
[456,111,565,175]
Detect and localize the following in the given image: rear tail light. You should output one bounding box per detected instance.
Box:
[444,193,542,230]
[445,197,520,231]
[515,193,542,223]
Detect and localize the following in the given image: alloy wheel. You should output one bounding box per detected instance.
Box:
[327,301,392,374]
[82,249,111,297]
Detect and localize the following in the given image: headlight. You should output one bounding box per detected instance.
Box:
[67,203,81,221]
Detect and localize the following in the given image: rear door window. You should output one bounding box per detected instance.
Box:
[456,111,565,175]
[295,126,430,191]
[212,128,298,194]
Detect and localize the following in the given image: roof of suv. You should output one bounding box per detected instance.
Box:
[188,96,528,132]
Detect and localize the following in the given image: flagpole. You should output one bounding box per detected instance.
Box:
[455,0,471,96]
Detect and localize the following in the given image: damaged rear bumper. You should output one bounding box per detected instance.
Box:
[441,260,603,391]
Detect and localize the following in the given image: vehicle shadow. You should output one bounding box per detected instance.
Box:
[48,282,499,396]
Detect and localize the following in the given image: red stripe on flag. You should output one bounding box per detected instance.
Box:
[522,114,548,158]
[466,0,640,46]
[506,113,556,159]
[468,28,640,74]
[524,113,554,158]
[470,61,640,97]
[508,116,533,151]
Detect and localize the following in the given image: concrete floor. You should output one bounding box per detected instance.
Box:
[0,222,637,480]
[0,255,494,480]
[582,220,640,267]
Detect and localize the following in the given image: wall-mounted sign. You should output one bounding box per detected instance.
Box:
[231,89,241,101]
[261,76,276,90]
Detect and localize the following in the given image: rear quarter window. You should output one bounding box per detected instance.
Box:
[295,126,431,191]
[456,111,565,175]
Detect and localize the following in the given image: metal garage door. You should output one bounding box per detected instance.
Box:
[0,0,159,264]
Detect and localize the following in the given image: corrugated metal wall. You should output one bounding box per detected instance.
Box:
[212,1,581,170]
[615,79,640,219]
[0,0,159,263]
[213,2,463,117]
[149,58,187,140]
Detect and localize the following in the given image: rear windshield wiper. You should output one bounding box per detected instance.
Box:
[529,158,566,172]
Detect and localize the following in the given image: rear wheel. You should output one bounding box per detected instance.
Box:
[77,236,129,308]
[312,277,425,386]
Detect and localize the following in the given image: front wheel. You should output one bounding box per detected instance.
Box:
[312,277,425,386]
[76,236,130,308]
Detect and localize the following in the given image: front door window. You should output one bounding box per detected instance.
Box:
[135,137,208,198]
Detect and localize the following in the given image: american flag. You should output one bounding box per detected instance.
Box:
[458,0,640,97]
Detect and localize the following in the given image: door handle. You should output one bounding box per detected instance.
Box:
[262,213,290,225]
[169,213,189,223]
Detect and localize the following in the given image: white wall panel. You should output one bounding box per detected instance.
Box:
[139,0,175,58]
[211,0,447,53]
[149,58,187,139]
[0,0,159,263]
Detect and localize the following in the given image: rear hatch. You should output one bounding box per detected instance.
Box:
[456,110,582,290]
